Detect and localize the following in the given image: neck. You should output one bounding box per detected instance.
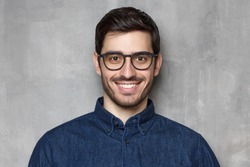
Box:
[103,95,148,124]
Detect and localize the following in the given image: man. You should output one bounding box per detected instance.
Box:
[29,7,220,166]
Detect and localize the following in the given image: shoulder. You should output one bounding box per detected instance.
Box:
[43,112,96,140]
[152,114,202,141]
[29,112,97,166]
[152,114,220,166]
[32,112,98,153]
[154,114,199,133]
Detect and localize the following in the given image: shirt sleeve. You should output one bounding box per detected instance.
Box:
[28,133,53,167]
[198,135,220,167]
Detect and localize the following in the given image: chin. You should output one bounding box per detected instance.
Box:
[112,95,147,108]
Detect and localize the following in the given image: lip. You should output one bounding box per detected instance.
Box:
[115,82,141,94]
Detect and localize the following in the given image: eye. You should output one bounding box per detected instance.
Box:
[110,56,119,61]
[133,54,150,64]
[106,53,123,64]
[137,56,147,61]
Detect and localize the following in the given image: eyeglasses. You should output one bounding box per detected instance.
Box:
[98,51,158,70]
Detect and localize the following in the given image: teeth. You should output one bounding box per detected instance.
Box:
[119,84,136,88]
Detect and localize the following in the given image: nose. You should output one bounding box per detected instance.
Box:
[119,57,136,79]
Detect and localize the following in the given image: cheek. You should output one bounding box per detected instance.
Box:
[143,69,155,81]
[101,70,117,83]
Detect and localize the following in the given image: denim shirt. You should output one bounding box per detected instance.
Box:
[29,97,220,167]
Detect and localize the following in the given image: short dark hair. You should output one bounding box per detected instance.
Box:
[95,7,160,54]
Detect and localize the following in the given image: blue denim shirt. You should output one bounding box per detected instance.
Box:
[29,97,220,167]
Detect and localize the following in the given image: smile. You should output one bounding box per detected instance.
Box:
[119,83,136,89]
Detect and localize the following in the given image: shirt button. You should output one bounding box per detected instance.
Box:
[114,120,119,126]
[125,139,129,144]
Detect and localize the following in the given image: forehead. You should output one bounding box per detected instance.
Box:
[102,31,152,53]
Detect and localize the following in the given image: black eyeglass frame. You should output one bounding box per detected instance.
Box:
[98,51,158,71]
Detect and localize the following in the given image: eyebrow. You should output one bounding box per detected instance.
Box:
[102,50,123,55]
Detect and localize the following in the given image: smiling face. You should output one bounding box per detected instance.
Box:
[94,31,162,112]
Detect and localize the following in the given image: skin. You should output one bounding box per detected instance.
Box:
[93,31,162,124]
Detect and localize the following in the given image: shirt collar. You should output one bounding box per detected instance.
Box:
[94,97,156,136]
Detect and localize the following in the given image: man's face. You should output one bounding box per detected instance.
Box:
[94,31,162,108]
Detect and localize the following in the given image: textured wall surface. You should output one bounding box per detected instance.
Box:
[1,0,250,166]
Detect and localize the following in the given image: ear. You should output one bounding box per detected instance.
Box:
[153,53,162,77]
[93,52,101,76]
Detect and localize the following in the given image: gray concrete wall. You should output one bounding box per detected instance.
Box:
[1,0,250,166]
